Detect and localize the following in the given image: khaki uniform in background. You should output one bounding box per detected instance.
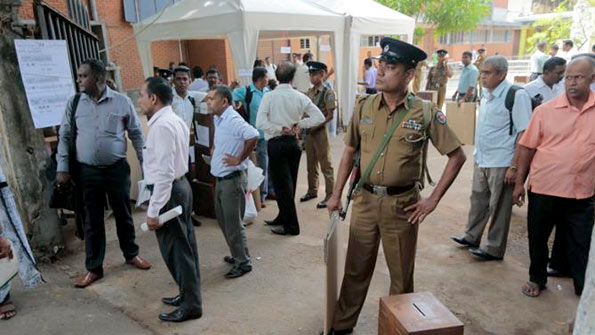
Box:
[474,55,485,97]
[426,65,450,109]
[412,60,429,93]
[304,85,336,198]
[333,92,461,330]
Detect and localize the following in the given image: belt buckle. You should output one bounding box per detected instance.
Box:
[373,185,388,196]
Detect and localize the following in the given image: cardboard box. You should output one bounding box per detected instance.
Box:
[379,292,464,335]
[416,91,438,105]
[445,102,476,145]
[514,75,530,84]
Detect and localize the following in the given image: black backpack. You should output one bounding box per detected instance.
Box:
[504,85,542,135]
[235,86,253,123]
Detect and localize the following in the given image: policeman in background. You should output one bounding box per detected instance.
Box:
[426,49,453,110]
[325,38,467,334]
[300,61,336,209]
[474,48,486,97]
[412,59,429,93]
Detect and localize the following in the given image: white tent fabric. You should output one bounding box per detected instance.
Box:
[133,0,414,126]
[305,0,416,125]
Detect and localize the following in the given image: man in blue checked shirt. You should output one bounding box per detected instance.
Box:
[452,51,479,103]
[233,67,270,204]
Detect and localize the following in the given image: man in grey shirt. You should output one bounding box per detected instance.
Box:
[57,59,151,288]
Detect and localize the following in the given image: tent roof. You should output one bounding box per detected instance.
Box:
[135,0,345,41]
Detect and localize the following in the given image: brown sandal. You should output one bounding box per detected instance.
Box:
[0,301,16,320]
[522,281,546,298]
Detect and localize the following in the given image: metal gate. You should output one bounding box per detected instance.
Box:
[34,0,99,85]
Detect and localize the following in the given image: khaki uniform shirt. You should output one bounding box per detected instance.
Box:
[306,85,336,117]
[474,55,485,70]
[427,65,449,90]
[344,93,461,186]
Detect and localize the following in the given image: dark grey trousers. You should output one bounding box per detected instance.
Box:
[155,178,202,313]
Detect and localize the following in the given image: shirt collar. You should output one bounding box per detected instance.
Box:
[377,91,412,112]
[147,105,173,127]
[489,80,511,99]
[277,83,293,90]
[215,105,235,122]
[82,86,113,102]
[554,90,595,112]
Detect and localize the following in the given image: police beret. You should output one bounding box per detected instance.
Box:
[478,48,486,53]
[307,61,328,73]
[375,37,427,67]
[436,49,448,56]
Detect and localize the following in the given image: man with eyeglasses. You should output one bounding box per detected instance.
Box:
[513,55,595,298]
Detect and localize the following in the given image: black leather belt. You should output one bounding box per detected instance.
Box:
[363,183,415,196]
[215,170,243,181]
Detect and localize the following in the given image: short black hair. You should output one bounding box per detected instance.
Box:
[178,62,188,67]
[193,66,204,79]
[209,85,233,105]
[252,67,268,83]
[543,57,566,73]
[563,40,574,48]
[173,66,191,77]
[145,77,173,105]
[550,44,559,50]
[275,62,296,84]
[462,51,473,58]
[253,59,265,68]
[364,58,372,67]
[206,69,219,77]
[81,59,106,79]
[303,52,313,63]
[268,79,278,90]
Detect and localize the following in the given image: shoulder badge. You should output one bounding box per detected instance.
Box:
[435,111,447,125]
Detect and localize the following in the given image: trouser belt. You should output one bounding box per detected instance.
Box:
[363,183,415,196]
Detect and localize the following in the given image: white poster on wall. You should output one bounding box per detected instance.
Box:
[280,46,291,54]
[14,39,75,129]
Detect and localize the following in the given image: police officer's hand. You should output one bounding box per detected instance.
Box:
[504,167,517,185]
[0,237,13,260]
[512,184,525,207]
[326,195,342,214]
[404,197,438,224]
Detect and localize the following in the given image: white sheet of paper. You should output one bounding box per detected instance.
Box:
[136,180,151,208]
[196,125,210,147]
[14,39,76,128]
[280,46,291,54]
[320,45,331,52]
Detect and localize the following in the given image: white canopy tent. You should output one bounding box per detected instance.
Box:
[133,0,414,126]
[306,0,416,124]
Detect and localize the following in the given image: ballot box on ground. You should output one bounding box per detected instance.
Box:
[379,292,464,335]
[324,212,348,335]
[192,113,216,218]
[445,102,476,145]
[416,91,438,105]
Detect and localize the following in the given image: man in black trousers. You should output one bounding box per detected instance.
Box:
[256,62,325,235]
[139,77,202,322]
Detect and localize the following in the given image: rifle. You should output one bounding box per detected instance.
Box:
[339,150,360,220]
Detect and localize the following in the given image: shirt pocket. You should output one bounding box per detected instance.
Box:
[485,107,509,129]
[394,129,425,157]
[104,113,123,134]
[359,123,375,153]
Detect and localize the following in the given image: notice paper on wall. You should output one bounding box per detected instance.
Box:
[14,39,76,129]
[196,124,210,147]
[280,46,291,54]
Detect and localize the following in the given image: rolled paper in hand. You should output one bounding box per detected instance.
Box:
[140,205,183,232]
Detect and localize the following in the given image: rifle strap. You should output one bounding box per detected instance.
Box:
[420,100,435,188]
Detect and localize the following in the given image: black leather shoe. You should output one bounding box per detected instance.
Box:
[321,328,354,335]
[316,199,329,209]
[264,219,282,226]
[159,308,202,322]
[451,236,479,248]
[469,248,503,261]
[271,226,299,236]
[224,256,235,265]
[300,193,317,202]
[161,295,182,307]
[225,265,252,279]
[191,216,202,227]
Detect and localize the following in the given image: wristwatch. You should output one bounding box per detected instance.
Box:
[509,165,518,171]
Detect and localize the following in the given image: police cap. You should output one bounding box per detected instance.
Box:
[436,49,448,56]
[375,37,427,67]
[307,61,328,73]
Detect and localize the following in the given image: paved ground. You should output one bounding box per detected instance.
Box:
[6,135,578,335]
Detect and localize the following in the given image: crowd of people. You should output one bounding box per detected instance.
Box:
[0,35,593,335]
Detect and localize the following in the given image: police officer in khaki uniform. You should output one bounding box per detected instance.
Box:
[426,49,453,109]
[300,61,336,208]
[412,59,429,93]
[325,38,467,335]
[474,48,486,97]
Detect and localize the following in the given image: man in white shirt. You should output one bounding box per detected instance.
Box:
[256,62,325,235]
[530,41,548,81]
[189,66,208,92]
[171,66,207,129]
[264,57,277,81]
[558,40,577,63]
[524,57,566,106]
[207,85,259,278]
[293,53,312,93]
[137,77,202,323]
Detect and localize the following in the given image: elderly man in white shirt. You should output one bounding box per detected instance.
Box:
[524,57,566,107]
[207,85,259,279]
[137,77,202,323]
[256,61,325,236]
[530,41,548,81]
[293,52,313,93]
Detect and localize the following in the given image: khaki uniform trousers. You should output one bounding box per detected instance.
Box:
[437,86,447,110]
[412,75,422,93]
[463,164,514,258]
[304,127,335,197]
[333,187,419,330]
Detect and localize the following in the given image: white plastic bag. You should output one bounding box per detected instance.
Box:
[246,160,264,193]
[243,193,257,224]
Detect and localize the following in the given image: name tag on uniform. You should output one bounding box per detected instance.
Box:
[361,117,373,125]
[402,119,423,131]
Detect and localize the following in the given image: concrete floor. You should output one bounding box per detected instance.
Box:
[6,135,578,335]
